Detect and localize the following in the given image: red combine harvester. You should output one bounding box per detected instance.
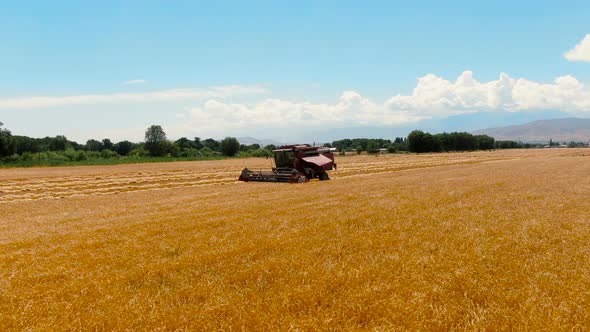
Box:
[238,144,336,183]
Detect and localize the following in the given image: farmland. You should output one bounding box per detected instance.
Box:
[1,149,590,330]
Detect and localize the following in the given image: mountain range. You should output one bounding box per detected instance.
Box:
[473,118,590,143]
[238,111,590,145]
[236,137,283,147]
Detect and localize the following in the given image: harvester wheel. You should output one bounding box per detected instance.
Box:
[319,172,330,181]
[289,169,304,183]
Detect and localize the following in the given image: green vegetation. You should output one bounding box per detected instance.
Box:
[220,137,240,156]
[407,130,496,152]
[331,138,407,153]
[0,122,17,157]
[0,153,225,168]
[405,130,537,153]
[1,122,574,168]
[144,125,168,157]
[0,123,273,168]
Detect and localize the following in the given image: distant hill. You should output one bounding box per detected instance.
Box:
[237,136,283,147]
[237,112,583,145]
[418,110,569,133]
[305,110,569,142]
[473,118,590,143]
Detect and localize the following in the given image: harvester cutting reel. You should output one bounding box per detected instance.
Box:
[238,168,308,183]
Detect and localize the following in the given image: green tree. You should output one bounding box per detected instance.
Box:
[475,135,495,150]
[408,130,439,153]
[193,137,203,149]
[175,137,193,150]
[0,122,16,157]
[220,137,240,156]
[85,139,103,151]
[113,140,134,156]
[144,125,168,156]
[14,135,41,154]
[202,138,220,151]
[366,140,380,154]
[102,138,114,151]
[239,144,250,152]
[408,130,426,152]
[48,135,69,151]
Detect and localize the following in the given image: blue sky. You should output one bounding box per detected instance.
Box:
[1,1,590,142]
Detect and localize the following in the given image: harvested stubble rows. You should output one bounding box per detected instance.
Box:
[1,149,590,330]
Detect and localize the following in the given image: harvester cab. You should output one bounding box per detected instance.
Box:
[238,144,336,183]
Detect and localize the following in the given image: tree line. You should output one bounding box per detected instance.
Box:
[0,123,276,165]
[329,137,408,153]
[407,130,494,152]
[406,130,545,152]
[0,122,538,166]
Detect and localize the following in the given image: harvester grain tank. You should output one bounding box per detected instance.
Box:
[238,144,336,183]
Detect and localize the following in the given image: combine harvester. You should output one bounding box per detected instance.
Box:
[238,144,336,183]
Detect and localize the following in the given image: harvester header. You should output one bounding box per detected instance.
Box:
[238,144,336,183]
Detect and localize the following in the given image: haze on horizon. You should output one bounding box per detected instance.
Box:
[1,1,590,143]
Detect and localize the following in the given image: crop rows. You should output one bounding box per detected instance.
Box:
[0,153,520,204]
[1,148,590,330]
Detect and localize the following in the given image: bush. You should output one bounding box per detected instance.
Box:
[251,149,273,158]
[129,147,148,158]
[100,149,119,159]
[45,151,69,163]
[237,151,252,158]
[179,148,200,158]
[199,147,215,157]
[75,151,90,161]
[1,154,22,163]
[63,148,80,161]
[21,151,36,161]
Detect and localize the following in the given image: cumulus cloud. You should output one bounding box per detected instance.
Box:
[124,79,147,84]
[184,91,423,136]
[386,71,590,115]
[0,85,267,109]
[5,72,590,140]
[386,71,504,116]
[180,71,590,137]
[564,34,590,62]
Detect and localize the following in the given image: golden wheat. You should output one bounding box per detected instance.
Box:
[1,149,590,330]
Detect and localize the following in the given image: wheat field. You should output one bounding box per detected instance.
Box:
[1,149,590,330]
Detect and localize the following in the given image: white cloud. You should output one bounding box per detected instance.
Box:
[564,34,590,62]
[124,79,147,84]
[5,72,590,141]
[386,71,590,115]
[179,71,590,137]
[0,85,268,109]
[183,91,423,137]
[386,71,518,115]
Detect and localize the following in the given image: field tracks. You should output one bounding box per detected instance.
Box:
[0,153,531,204]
